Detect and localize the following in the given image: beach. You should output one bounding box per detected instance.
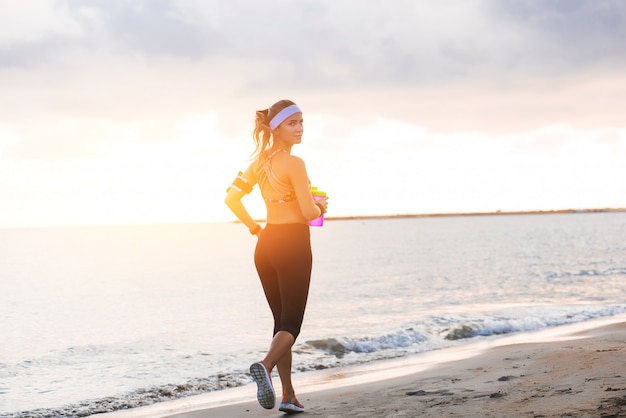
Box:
[3,215,625,417]
[101,315,626,418]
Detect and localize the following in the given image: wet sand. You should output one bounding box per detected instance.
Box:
[102,315,626,418]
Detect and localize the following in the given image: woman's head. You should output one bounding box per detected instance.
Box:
[252,99,302,157]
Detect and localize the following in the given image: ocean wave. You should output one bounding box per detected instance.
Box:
[304,328,428,358]
[304,305,626,349]
[2,374,249,418]
[545,267,626,281]
[442,304,626,340]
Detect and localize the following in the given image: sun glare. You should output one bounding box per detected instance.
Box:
[2,111,625,229]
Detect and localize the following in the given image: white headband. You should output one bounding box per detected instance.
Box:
[269,104,302,130]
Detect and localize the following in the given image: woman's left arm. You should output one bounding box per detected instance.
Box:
[288,156,328,221]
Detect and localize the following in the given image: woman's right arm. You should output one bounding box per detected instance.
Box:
[224,163,263,236]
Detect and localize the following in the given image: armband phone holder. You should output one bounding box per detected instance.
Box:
[227,171,253,194]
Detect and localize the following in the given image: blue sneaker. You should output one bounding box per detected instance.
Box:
[250,362,275,409]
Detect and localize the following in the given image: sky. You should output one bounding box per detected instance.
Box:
[1,0,625,228]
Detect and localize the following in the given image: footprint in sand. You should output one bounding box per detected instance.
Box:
[406,390,454,397]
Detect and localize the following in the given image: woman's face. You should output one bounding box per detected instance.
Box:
[274,112,303,146]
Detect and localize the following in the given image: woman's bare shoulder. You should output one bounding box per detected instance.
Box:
[283,154,306,167]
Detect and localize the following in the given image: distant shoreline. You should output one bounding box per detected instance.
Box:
[4,208,625,230]
[323,207,626,222]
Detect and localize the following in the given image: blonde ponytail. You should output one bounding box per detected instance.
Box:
[251,99,297,159]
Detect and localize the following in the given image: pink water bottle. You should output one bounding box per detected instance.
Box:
[308,187,326,227]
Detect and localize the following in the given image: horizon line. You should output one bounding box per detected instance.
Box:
[2,207,625,230]
[322,207,626,221]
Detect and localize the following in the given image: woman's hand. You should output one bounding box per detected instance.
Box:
[315,196,329,215]
[249,223,264,237]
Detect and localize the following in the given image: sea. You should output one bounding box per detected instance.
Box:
[1,212,626,417]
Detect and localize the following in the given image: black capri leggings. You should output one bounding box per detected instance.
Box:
[254,223,312,340]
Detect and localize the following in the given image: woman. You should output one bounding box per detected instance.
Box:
[224,99,328,413]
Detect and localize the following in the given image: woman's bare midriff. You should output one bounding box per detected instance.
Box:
[265,201,308,224]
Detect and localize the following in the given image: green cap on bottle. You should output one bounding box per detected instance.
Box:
[311,186,326,197]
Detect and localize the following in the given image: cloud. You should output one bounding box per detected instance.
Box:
[68,0,209,57]
[0,1,87,68]
[169,0,626,88]
[4,0,626,87]
[491,0,626,70]
[1,0,625,160]
[5,1,625,79]
[0,1,82,47]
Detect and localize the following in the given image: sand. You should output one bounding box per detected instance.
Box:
[103,315,626,418]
